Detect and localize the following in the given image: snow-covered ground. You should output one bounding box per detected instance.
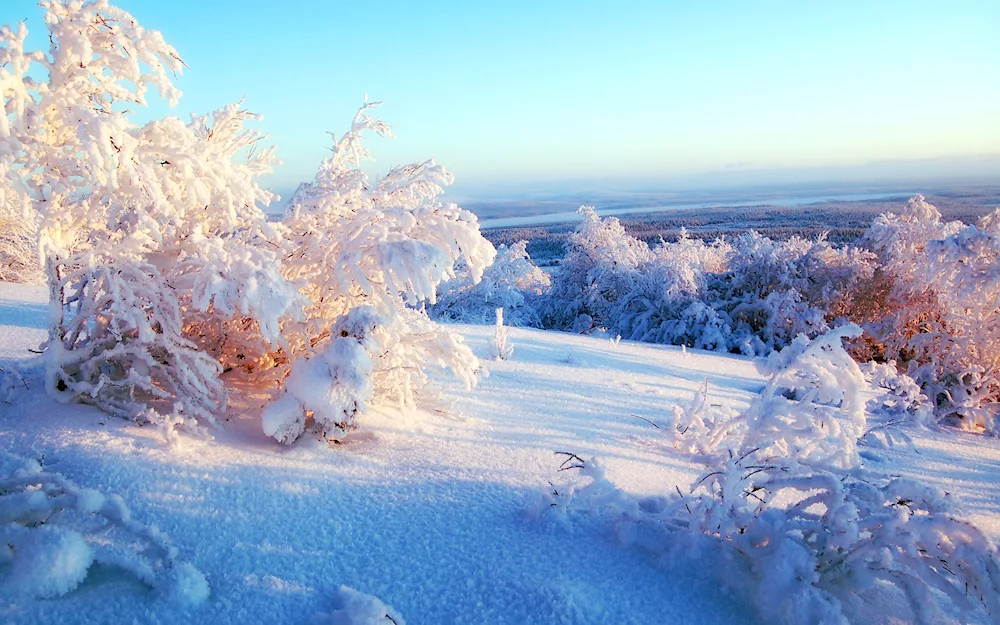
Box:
[2,283,999,624]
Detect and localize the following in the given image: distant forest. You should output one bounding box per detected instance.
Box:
[482,189,1000,265]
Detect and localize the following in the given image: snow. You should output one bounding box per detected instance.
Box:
[327,585,406,625]
[0,282,47,361]
[3,525,93,599]
[2,283,1000,623]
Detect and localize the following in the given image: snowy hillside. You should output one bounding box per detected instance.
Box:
[2,283,999,624]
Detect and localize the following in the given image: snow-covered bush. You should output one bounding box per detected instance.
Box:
[542,208,873,356]
[0,3,495,443]
[0,2,297,432]
[862,195,1000,433]
[263,307,380,444]
[706,233,870,355]
[541,206,653,333]
[606,230,731,346]
[663,380,737,455]
[0,452,208,602]
[431,240,549,327]
[44,258,228,432]
[858,361,935,451]
[267,101,494,443]
[488,308,513,361]
[0,182,41,283]
[543,326,1000,624]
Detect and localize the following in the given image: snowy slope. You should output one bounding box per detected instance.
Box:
[2,284,1000,624]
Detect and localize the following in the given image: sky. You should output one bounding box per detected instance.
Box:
[2,0,999,201]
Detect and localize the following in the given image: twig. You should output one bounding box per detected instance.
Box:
[628,413,660,429]
[690,471,725,492]
[675,484,691,514]
[554,451,585,471]
[736,446,761,464]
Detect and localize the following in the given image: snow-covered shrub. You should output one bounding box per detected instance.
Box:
[677,458,1000,624]
[431,240,549,327]
[540,206,653,332]
[488,308,513,361]
[44,258,226,431]
[262,307,380,444]
[0,452,208,602]
[663,380,737,455]
[542,209,873,356]
[543,326,1000,624]
[608,231,732,346]
[0,182,41,283]
[858,362,935,451]
[861,195,1000,433]
[706,324,869,469]
[708,232,874,356]
[1,3,494,442]
[0,3,298,431]
[863,361,934,425]
[268,101,494,443]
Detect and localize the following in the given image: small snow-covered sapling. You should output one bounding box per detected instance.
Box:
[489,307,514,361]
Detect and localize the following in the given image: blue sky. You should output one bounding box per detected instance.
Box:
[3,1,998,199]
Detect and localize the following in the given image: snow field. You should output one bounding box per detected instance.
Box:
[4,284,1000,623]
[0,292,759,623]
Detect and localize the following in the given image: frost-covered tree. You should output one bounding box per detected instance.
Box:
[265,101,495,443]
[431,240,550,327]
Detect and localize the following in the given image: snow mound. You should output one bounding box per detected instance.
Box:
[2,525,93,599]
[328,585,405,625]
[0,452,208,603]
